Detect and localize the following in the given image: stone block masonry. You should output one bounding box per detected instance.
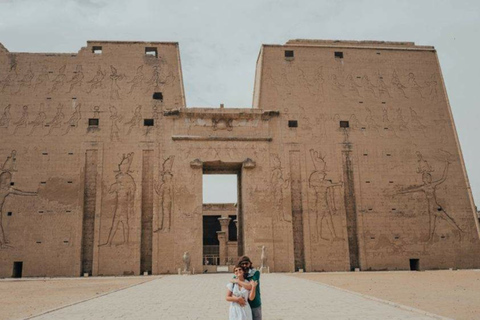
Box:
[0,39,479,277]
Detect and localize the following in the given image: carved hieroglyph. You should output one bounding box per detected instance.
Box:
[100,153,136,246]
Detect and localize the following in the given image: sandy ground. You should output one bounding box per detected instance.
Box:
[0,276,156,320]
[290,270,480,320]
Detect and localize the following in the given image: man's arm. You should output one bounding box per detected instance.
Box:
[230,278,252,290]
[249,281,258,301]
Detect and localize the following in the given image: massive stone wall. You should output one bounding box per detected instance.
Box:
[255,40,480,270]
[0,39,479,277]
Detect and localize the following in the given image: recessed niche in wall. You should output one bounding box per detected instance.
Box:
[88,118,99,127]
[145,47,158,57]
[153,92,163,100]
[288,120,298,128]
[144,119,154,126]
[92,46,102,54]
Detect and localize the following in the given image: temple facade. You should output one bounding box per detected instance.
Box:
[0,39,479,277]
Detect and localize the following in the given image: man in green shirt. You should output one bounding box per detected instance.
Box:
[238,256,262,320]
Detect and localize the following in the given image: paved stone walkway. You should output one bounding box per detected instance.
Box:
[30,274,446,320]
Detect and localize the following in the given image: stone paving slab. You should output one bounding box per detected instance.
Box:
[30,274,445,320]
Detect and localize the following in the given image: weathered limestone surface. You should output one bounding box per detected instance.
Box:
[0,39,479,277]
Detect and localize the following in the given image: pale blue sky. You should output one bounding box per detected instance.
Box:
[0,0,479,207]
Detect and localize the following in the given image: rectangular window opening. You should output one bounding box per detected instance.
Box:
[145,47,158,57]
[144,119,154,127]
[7,212,12,216]
[88,118,99,127]
[285,50,294,58]
[153,92,163,101]
[92,46,102,54]
[334,51,344,59]
[10,182,14,186]
[288,120,298,128]
[340,121,349,128]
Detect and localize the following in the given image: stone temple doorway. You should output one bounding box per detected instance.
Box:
[202,161,242,272]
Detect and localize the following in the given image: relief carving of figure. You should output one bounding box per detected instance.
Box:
[154,156,175,232]
[1,62,18,93]
[128,65,145,94]
[364,107,381,135]
[309,149,343,242]
[67,65,84,93]
[270,154,291,222]
[424,73,439,101]
[0,151,37,248]
[313,66,325,102]
[14,66,34,94]
[345,74,362,97]
[376,75,391,98]
[407,72,424,98]
[100,153,136,246]
[395,152,463,241]
[109,106,123,141]
[391,70,408,98]
[125,105,142,135]
[13,105,29,134]
[0,105,12,128]
[361,75,377,97]
[45,104,65,135]
[28,104,47,136]
[34,67,49,91]
[48,65,67,93]
[109,65,125,100]
[145,65,161,90]
[408,107,427,137]
[330,74,346,97]
[63,103,82,135]
[86,66,106,93]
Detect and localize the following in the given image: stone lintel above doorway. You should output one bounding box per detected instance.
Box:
[173,135,272,142]
[163,108,280,121]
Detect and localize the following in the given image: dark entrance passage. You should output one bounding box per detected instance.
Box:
[203,161,243,256]
[410,258,420,271]
[203,216,221,265]
[13,261,23,278]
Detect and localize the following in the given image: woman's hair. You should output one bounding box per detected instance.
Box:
[233,263,244,273]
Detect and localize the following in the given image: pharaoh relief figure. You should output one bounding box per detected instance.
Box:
[100,153,136,246]
[270,154,291,222]
[154,156,175,232]
[308,149,343,242]
[0,151,37,248]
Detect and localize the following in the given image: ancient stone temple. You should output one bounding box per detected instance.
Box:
[0,39,479,277]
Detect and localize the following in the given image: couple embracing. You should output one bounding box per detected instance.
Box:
[226,256,262,320]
